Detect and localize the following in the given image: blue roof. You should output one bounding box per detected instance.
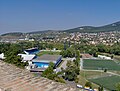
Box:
[24,48,39,54]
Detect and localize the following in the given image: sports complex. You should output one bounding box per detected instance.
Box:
[81,58,120,90]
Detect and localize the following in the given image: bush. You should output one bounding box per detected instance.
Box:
[75,77,79,83]
[55,77,65,83]
[85,82,92,89]
[98,85,103,91]
[104,69,107,72]
[116,83,120,91]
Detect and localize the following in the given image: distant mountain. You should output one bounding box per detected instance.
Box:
[63,21,120,33]
[1,32,23,36]
[1,21,120,36]
[27,30,55,34]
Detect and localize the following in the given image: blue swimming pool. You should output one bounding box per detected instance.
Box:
[33,62,49,68]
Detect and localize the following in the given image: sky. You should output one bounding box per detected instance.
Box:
[0,0,120,34]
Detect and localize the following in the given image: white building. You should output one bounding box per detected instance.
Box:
[98,55,111,60]
[0,53,5,59]
[18,54,38,70]
[18,54,36,62]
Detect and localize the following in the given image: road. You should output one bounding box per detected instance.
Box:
[80,58,83,70]
[56,58,76,72]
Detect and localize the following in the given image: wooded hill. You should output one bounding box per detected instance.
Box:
[1,21,120,36]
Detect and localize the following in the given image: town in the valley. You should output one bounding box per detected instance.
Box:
[0,30,120,91]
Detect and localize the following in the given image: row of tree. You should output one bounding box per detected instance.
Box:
[76,43,120,56]
[17,41,120,56]
[0,43,28,68]
[63,50,80,81]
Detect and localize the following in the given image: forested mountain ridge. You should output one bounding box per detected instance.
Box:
[63,21,120,33]
[1,32,23,36]
[1,21,120,36]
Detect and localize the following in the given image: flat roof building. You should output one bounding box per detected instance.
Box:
[31,54,62,71]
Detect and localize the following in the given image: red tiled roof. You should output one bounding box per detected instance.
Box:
[0,61,77,91]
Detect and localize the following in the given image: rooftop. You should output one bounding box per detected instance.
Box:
[18,54,36,61]
[33,54,62,62]
[81,53,93,59]
[0,61,77,91]
[24,48,39,54]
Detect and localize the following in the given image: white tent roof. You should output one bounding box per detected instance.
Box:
[18,54,35,61]
[0,53,5,59]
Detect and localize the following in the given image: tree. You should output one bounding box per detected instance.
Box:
[111,45,120,55]
[60,50,68,57]
[60,47,76,58]
[104,68,107,72]
[85,82,92,89]
[98,86,103,91]
[111,54,114,59]
[64,61,79,81]
[63,49,80,81]
[41,62,54,80]
[65,68,77,81]
[66,47,76,57]
[116,83,120,91]
[2,43,27,68]
[97,44,108,53]
[88,46,98,57]
[74,57,80,68]
[76,50,80,58]
[42,62,65,83]
[98,85,104,91]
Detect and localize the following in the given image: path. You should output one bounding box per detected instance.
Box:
[82,69,120,77]
[56,58,76,72]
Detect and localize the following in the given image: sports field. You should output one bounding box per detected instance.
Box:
[89,75,120,90]
[83,59,120,71]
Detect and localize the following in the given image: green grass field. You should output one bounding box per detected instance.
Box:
[37,51,60,56]
[89,75,120,90]
[80,71,109,79]
[83,59,120,71]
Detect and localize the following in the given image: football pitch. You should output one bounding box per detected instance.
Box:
[89,75,120,90]
[83,59,120,71]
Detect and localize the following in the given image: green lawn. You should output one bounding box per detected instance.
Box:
[37,51,60,56]
[80,71,109,79]
[78,74,99,88]
[83,59,120,71]
[89,75,120,90]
